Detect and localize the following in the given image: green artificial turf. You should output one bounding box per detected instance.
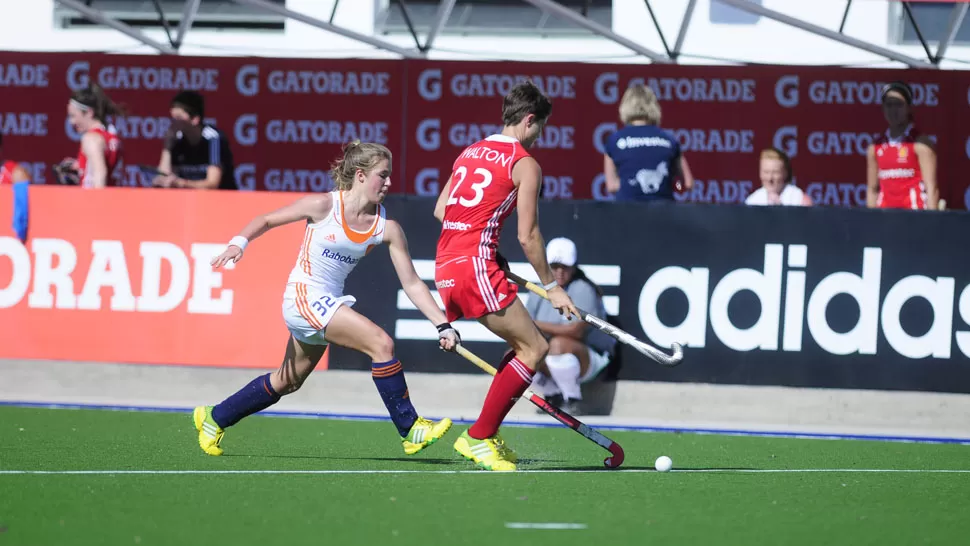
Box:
[1,406,968,545]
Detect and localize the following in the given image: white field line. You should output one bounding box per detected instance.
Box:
[505,523,588,529]
[1,469,970,476]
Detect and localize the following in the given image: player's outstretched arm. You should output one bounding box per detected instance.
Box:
[433,172,455,222]
[915,136,939,210]
[384,219,459,351]
[211,193,333,268]
[865,144,879,208]
[513,157,579,319]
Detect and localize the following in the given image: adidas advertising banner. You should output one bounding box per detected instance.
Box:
[329,197,970,394]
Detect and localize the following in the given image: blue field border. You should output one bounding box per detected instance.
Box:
[3,400,969,445]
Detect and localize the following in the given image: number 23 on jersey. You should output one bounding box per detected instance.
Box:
[447,166,493,208]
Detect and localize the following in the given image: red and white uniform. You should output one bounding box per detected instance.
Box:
[435,134,532,322]
[0,160,17,185]
[77,124,123,188]
[874,125,927,210]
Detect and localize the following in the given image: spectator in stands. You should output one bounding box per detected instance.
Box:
[56,84,124,188]
[745,147,813,206]
[526,237,617,414]
[603,84,693,201]
[154,91,236,190]
[0,133,29,185]
[0,133,30,242]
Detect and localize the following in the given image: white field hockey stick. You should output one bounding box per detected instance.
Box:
[506,271,685,368]
[454,344,624,469]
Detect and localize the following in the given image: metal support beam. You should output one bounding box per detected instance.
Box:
[935,2,968,63]
[716,0,936,69]
[672,0,697,60]
[174,0,202,49]
[329,0,340,24]
[522,0,670,62]
[55,0,177,54]
[232,0,422,59]
[148,0,175,47]
[643,0,672,59]
[424,0,457,52]
[394,0,423,52]
[838,0,852,34]
[902,2,934,63]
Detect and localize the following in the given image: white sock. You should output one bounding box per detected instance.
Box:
[532,372,561,398]
[545,353,582,401]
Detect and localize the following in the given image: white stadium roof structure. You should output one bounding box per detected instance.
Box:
[49,0,970,68]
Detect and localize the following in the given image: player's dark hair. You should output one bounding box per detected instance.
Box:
[571,266,605,299]
[881,81,913,105]
[71,84,126,123]
[171,90,206,120]
[502,81,552,126]
[330,140,392,191]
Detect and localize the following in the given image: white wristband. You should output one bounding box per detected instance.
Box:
[228,235,249,252]
[542,280,558,291]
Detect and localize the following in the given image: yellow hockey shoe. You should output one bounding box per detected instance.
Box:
[402,416,453,455]
[493,431,518,463]
[193,405,224,456]
[453,429,516,472]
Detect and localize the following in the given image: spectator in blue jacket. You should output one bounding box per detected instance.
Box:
[603,84,693,201]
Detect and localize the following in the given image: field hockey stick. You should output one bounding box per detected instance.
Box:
[506,271,684,368]
[454,344,624,469]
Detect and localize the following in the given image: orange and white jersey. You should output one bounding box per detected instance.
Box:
[286,190,386,296]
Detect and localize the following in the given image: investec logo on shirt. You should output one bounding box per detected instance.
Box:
[639,243,970,359]
[615,136,672,150]
[442,220,471,231]
[878,168,916,179]
[394,260,621,342]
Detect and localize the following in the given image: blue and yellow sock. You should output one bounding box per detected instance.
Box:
[211,373,281,428]
[372,358,418,437]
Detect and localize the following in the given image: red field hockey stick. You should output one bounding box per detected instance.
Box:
[455,344,625,469]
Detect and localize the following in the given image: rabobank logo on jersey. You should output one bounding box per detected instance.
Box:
[321,249,360,265]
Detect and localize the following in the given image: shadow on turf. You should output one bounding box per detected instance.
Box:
[223,454,563,465]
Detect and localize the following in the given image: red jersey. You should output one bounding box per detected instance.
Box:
[0,160,17,185]
[77,124,123,188]
[435,134,532,262]
[874,125,926,210]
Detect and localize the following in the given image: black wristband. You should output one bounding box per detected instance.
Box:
[436,322,453,333]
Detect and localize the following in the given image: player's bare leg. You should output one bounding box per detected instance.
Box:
[454,299,548,471]
[323,306,452,454]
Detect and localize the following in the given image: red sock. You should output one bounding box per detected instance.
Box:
[469,356,534,440]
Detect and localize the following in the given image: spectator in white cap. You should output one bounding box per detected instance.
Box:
[525,237,617,414]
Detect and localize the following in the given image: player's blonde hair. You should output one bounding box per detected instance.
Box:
[760,147,792,182]
[329,140,393,191]
[619,84,662,126]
